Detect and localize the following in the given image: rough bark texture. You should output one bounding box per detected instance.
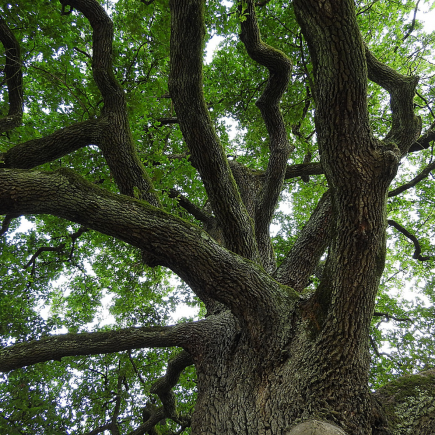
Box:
[0,0,429,434]
[374,369,435,435]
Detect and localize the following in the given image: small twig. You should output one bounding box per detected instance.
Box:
[128,350,148,387]
[24,244,66,272]
[416,90,435,119]
[80,423,113,435]
[69,226,89,260]
[255,0,272,6]
[73,46,92,60]
[30,65,89,114]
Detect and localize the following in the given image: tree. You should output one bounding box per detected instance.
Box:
[1,0,435,433]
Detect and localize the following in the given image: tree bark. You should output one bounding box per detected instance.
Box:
[0,0,426,434]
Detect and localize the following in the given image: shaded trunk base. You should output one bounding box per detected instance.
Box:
[189,316,389,435]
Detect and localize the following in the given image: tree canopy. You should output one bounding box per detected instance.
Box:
[1,0,435,434]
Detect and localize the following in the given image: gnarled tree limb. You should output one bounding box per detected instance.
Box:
[0,325,180,372]
[0,119,101,169]
[365,45,421,155]
[168,0,258,261]
[0,168,295,338]
[239,0,293,272]
[59,0,160,207]
[0,16,23,133]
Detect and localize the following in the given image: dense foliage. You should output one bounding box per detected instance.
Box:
[1,0,435,433]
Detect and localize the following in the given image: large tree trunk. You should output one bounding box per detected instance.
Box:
[188,308,383,435]
[0,0,424,434]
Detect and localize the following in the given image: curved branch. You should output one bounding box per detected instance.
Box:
[80,423,113,435]
[0,119,101,169]
[0,168,295,337]
[388,219,434,261]
[365,45,421,155]
[0,16,23,133]
[388,160,435,197]
[60,0,122,109]
[408,124,435,153]
[150,351,193,419]
[239,0,293,271]
[59,0,160,207]
[168,0,258,261]
[128,407,166,435]
[402,0,420,43]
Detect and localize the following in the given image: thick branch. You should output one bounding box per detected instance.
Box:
[0,119,101,169]
[150,351,193,419]
[239,0,293,271]
[0,16,23,133]
[284,162,323,180]
[387,219,433,261]
[274,191,332,290]
[365,45,421,155]
[59,0,160,207]
[0,168,295,336]
[59,0,123,109]
[0,325,181,372]
[168,0,258,261]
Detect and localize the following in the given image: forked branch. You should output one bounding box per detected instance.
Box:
[0,168,292,334]
[59,0,161,207]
